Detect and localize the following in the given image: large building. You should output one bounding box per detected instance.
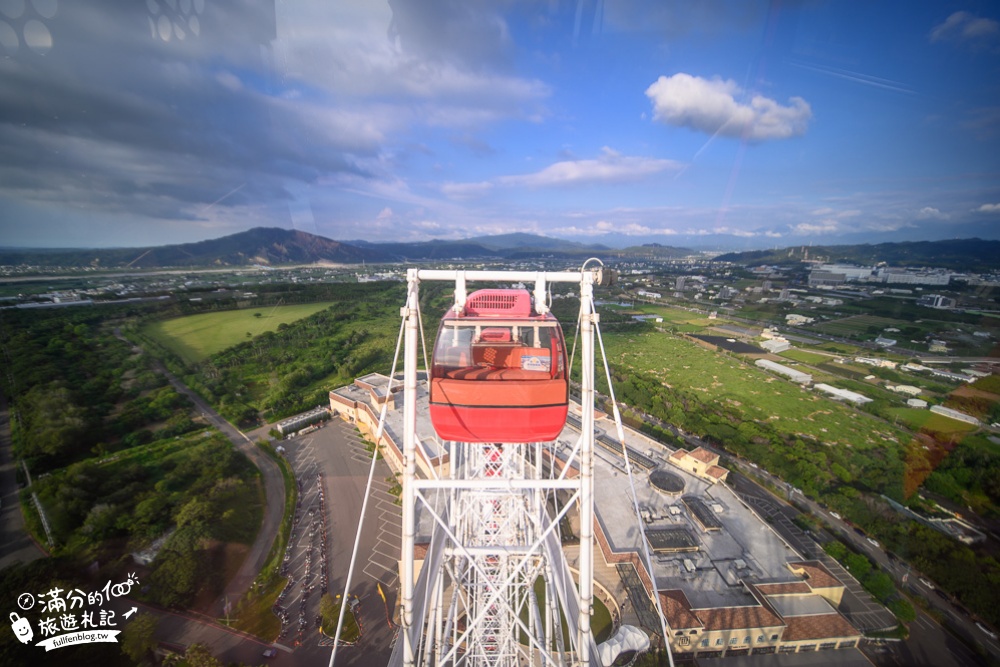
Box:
[814,383,872,405]
[331,376,871,661]
[329,372,449,478]
[755,359,812,385]
[917,294,957,309]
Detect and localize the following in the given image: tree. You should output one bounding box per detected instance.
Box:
[889,597,916,623]
[184,643,223,667]
[120,612,158,664]
[863,571,895,602]
[845,553,872,579]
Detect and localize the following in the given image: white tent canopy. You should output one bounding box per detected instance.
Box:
[596,624,651,666]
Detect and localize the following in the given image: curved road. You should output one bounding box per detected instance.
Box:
[116,330,286,617]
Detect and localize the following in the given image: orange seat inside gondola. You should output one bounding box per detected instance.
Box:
[441,345,553,381]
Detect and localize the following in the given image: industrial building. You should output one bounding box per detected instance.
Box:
[930,405,981,426]
[918,294,957,309]
[754,359,812,385]
[760,338,791,354]
[275,405,330,436]
[813,384,872,405]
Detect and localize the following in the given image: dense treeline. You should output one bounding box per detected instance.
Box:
[32,434,263,607]
[168,282,408,425]
[924,434,1000,516]
[0,306,198,474]
[1,303,264,614]
[823,540,915,623]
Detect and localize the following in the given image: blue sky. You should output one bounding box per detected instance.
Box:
[1,0,999,249]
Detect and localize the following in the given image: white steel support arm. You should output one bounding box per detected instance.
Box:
[578,277,596,666]
[401,270,420,666]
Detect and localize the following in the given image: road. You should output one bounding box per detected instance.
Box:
[0,390,48,569]
[117,329,287,617]
[729,461,997,666]
[117,331,400,665]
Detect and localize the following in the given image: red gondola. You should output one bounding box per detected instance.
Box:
[429,289,569,443]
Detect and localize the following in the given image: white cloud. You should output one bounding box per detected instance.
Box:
[977,203,1000,213]
[592,220,676,235]
[810,208,862,220]
[441,181,494,200]
[793,221,839,235]
[930,11,1000,44]
[500,147,681,188]
[645,73,812,141]
[271,4,550,130]
[215,71,242,91]
[917,206,947,220]
[441,148,680,199]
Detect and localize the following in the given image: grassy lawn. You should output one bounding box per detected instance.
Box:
[230,575,284,639]
[321,597,361,643]
[779,348,837,365]
[601,331,908,449]
[886,408,980,435]
[812,315,908,337]
[632,304,714,328]
[142,302,337,364]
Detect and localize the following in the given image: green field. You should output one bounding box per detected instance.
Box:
[779,348,836,365]
[142,302,337,364]
[813,315,906,337]
[636,305,713,325]
[601,331,907,450]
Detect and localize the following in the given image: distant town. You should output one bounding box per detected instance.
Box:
[1,234,998,667]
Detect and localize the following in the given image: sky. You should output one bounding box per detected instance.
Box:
[1,0,999,250]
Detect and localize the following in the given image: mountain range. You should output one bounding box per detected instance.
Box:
[1,228,997,272]
[714,238,1000,272]
[0,228,691,268]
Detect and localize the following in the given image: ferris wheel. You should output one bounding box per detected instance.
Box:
[330,265,671,667]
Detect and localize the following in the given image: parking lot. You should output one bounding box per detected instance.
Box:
[274,418,401,664]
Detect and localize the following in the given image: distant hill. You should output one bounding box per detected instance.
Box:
[615,243,694,260]
[713,238,1000,272]
[0,228,388,268]
[352,233,691,260]
[0,228,694,269]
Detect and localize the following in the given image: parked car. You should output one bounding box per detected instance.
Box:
[919,578,934,589]
[866,537,880,548]
[830,511,841,520]
[262,648,277,659]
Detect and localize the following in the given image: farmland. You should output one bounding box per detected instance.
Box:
[812,314,907,338]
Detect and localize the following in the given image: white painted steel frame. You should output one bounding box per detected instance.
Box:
[399,268,603,667]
